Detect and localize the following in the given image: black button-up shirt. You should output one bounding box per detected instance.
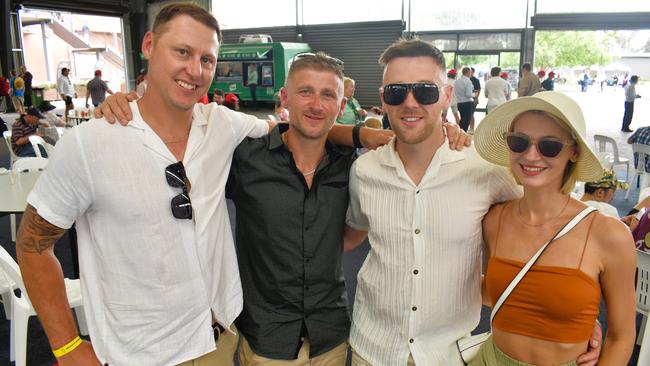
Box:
[227,124,354,359]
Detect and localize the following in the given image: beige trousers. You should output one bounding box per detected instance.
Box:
[351,348,415,366]
[176,327,239,366]
[239,336,348,366]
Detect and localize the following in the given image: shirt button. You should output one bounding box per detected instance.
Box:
[414,229,421,234]
[305,286,310,291]
[416,190,420,194]
[413,269,419,275]
[409,338,414,343]
[305,258,311,263]
[305,227,310,231]
[412,306,417,311]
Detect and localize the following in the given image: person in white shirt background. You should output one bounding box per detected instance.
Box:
[580,169,627,219]
[56,67,76,123]
[454,66,474,131]
[484,66,509,114]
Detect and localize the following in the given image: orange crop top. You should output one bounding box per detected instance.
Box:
[485,206,601,343]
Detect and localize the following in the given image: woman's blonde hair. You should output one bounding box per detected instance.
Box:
[509,110,579,194]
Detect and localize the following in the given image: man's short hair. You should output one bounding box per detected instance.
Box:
[490,66,501,77]
[343,77,355,87]
[287,52,344,83]
[378,38,446,71]
[631,75,639,83]
[583,185,609,194]
[152,3,222,42]
[214,89,224,96]
[522,63,532,71]
[462,67,471,76]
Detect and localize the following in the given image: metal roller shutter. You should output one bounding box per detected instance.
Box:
[222,20,405,107]
[222,26,299,44]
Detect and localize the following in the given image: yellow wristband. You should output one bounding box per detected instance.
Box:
[52,336,82,358]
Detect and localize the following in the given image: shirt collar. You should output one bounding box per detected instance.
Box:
[125,101,207,130]
[378,135,466,169]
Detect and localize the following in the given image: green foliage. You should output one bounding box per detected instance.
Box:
[500,52,520,68]
[535,31,612,68]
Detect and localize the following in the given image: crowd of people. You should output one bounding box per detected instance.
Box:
[2,2,647,366]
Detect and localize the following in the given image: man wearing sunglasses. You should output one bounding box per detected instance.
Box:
[343,39,602,366]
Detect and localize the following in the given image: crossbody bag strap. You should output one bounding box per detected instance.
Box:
[489,206,597,325]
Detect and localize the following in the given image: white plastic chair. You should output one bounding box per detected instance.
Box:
[626,144,650,199]
[594,134,630,180]
[7,157,48,242]
[0,246,88,366]
[28,135,52,158]
[12,157,48,173]
[3,131,19,169]
[0,266,15,320]
[637,251,650,365]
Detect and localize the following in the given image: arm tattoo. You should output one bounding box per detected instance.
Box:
[16,205,66,254]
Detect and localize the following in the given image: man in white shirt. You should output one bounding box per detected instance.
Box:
[484,66,509,114]
[343,38,602,366]
[15,4,269,366]
[454,66,474,131]
[580,169,626,218]
[57,67,76,123]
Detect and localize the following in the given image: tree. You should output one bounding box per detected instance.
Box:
[535,31,612,68]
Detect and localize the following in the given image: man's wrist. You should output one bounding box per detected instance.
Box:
[352,124,363,148]
[52,335,82,358]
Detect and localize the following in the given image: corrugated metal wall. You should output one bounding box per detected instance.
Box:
[223,20,405,106]
[222,26,300,44]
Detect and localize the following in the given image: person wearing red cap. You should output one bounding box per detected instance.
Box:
[85,69,114,108]
[500,71,512,100]
[443,69,460,124]
[541,71,555,91]
[224,93,240,111]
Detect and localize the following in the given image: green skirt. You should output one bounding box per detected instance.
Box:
[468,336,578,366]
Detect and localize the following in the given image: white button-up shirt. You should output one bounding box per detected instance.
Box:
[57,75,75,98]
[346,139,520,366]
[28,102,268,366]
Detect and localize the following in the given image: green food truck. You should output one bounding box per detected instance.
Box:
[209,42,312,103]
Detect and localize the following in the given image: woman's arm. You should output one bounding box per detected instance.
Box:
[596,216,637,365]
[480,203,506,305]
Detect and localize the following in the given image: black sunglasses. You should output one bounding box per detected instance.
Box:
[382,83,440,106]
[504,132,575,158]
[165,161,193,220]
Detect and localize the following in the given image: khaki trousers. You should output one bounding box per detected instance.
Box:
[176,327,239,366]
[351,348,415,366]
[239,336,348,366]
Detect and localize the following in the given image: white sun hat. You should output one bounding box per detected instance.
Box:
[474,91,603,182]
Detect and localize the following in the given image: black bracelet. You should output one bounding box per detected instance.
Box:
[352,124,363,148]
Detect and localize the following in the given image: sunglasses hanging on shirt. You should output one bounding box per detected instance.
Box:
[165,161,193,220]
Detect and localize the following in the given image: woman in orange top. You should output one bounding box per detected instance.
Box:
[473,91,636,365]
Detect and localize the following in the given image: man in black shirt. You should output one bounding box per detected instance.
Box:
[228,52,353,364]
[19,65,33,108]
[469,67,481,133]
